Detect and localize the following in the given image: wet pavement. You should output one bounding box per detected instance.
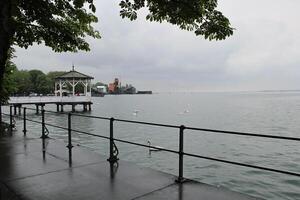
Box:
[0,130,262,200]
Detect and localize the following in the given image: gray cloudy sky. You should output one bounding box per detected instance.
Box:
[13,0,300,92]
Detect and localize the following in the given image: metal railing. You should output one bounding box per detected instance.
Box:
[1,105,300,182]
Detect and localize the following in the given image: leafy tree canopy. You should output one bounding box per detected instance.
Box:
[8,68,52,96]
[1,49,17,103]
[27,70,52,94]
[11,0,100,52]
[11,69,31,95]
[119,0,233,40]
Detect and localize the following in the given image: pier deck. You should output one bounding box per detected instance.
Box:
[8,96,92,112]
[0,131,261,200]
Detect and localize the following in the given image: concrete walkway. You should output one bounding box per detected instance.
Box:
[0,130,261,200]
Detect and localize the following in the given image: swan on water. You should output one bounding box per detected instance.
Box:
[178,109,189,115]
[133,109,140,116]
[147,140,163,152]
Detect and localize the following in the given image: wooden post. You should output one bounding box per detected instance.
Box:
[36,104,39,114]
[61,105,64,112]
[72,104,75,112]
[88,103,91,111]
[18,105,21,115]
[14,105,17,115]
[56,104,59,112]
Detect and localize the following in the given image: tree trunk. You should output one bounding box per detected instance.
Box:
[0,0,14,104]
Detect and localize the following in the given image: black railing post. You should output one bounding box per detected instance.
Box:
[176,125,185,183]
[67,112,73,165]
[40,108,47,158]
[23,107,27,136]
[107,117,119,163]
[41,108,45,139]
[9,106,13,133]
[0,104,2,125]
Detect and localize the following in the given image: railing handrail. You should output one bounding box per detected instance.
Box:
[52,110,300,142]
[1,106,300,181]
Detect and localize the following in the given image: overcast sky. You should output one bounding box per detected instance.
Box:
[13,0,300,92]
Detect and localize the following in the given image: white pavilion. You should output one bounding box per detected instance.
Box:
[54,66,94,97]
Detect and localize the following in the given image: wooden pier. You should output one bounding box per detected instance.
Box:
[8,96,92,113]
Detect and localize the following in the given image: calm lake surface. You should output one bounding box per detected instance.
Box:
[5,92,300,200]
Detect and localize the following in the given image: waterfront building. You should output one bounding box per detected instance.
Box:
[96,85,107,94]
[108,78,120,94]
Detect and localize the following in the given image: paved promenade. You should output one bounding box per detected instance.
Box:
[0,129,261,200]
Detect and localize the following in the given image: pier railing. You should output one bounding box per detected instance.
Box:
[1,105,300,182]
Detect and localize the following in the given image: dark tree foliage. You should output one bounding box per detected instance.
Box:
[12,0,100,53]
[119,0,233,40]
[11,69,31,95]
[28,70,52,94]
[1,49,17,104]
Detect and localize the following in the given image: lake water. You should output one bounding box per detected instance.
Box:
[4,92,300,200]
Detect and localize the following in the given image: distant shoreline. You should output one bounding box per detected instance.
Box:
[257,89,300,93]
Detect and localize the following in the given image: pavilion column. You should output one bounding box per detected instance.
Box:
[84,80,88,95]
[59,80,62,97]
[72,78,75,96]
[89,80,92,95]
[54,81,57,96]
[56,82,59,96]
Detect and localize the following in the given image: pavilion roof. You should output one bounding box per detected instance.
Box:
[55,70,94,80]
